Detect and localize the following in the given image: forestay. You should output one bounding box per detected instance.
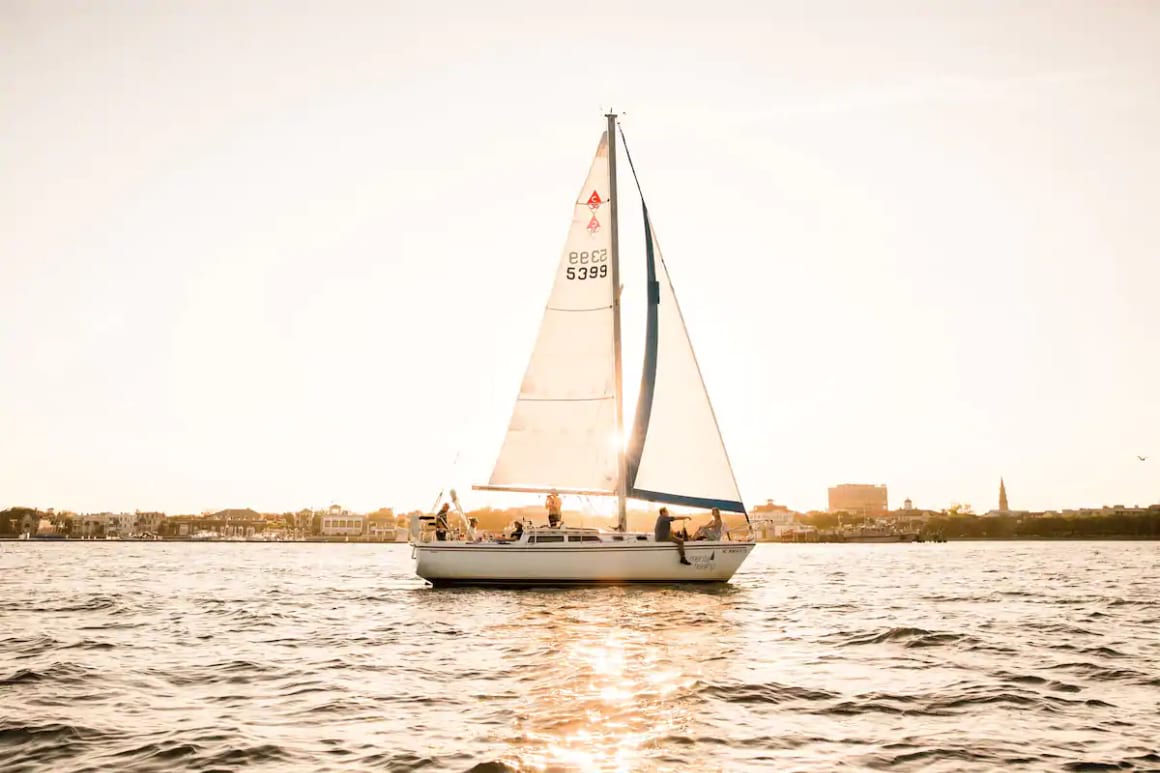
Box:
[625,211,745,512]
[487,132,618,493]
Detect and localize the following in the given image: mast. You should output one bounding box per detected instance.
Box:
[607,111,628,531]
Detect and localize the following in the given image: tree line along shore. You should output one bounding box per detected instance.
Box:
[2,504,1159,541]
[793,509,1160,540]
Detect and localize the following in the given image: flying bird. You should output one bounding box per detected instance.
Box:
[1138,455,1149,461]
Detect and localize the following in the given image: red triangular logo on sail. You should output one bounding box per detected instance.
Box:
[587,190,602,210]
[586,215,600,234]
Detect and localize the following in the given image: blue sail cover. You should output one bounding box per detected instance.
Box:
[624,205,746,514]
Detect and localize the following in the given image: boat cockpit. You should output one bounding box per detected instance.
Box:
[408,514,656,544]
[515,527,651,544]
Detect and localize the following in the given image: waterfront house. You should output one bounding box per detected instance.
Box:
[749,500,801,540]
[365,509,398,541]
[0,508,41,537]
[321,512,365,537]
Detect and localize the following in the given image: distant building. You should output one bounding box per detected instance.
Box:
[321,512,365,537]
[999,478,1009,512]
[0,509,41,537]
[134,511,165,535]
[159,512,265,538]
[366,508,398,541]
[76,513,138,537]
[1060,504,1160,518]
[888,499,940,528]
[828,484,888,516]
[750,500,799,539]
[752,500,793,517]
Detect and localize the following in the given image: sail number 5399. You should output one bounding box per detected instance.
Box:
[566,249,608,281]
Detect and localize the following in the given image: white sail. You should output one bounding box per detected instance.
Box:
[626,214,745,512]
[487,132,618,494]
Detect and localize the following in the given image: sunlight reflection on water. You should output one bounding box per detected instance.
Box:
[504,589,754,772]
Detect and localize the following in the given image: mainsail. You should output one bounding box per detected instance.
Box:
[486,133,618,494]
[625,209,746,512]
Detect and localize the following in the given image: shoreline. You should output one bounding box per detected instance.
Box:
[4,536,1157,544]
[763,535,1159,543]
[0,537,411,544]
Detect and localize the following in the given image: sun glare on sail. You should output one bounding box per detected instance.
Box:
[608,429,626,453]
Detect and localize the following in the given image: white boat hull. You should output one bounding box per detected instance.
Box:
[413,540,755,586]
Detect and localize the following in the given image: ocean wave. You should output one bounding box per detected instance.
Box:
[466,762,518,773]
[831,626,977,648]
[0,721,109,745]
[698,681,838,704]
[991,672,1083,693]
[1025,622,1098,636]
[0,634,59,655]
[1046,662,1148,682]
[99,739,205,766]
[0,661,96,686]
[149,660,284,687]
[364,752,438,772]
[188,743,294,769]
[61,638,116,650]
[0,668,45,685]
[37,594,132,613]
[880,746,1036,767]
[0,721,115,769]
[817,699,918,716]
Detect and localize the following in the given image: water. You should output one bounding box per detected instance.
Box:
[1,542,1157,772]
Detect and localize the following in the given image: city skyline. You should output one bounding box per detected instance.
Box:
[3,2,1159,515]
[6,474,1157,519]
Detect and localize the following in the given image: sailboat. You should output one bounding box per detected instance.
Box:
[410,114,755,585]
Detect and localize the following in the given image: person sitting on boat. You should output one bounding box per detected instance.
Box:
[654,507,692,565]
[434,503,451,542]
[510,519,525,541]
[693,508,725,541]
[546,489,562,528]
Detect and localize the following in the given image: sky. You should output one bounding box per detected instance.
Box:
[2,0,1158,515]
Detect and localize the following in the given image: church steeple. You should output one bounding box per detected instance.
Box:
[998,477,1009,512]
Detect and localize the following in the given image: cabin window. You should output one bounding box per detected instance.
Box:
[532,535,565,543]
[577,535,602,542]
[636,535,648,541]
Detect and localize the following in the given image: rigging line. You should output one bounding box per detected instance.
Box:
[616,121,646,200]
[426,450,462,516]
